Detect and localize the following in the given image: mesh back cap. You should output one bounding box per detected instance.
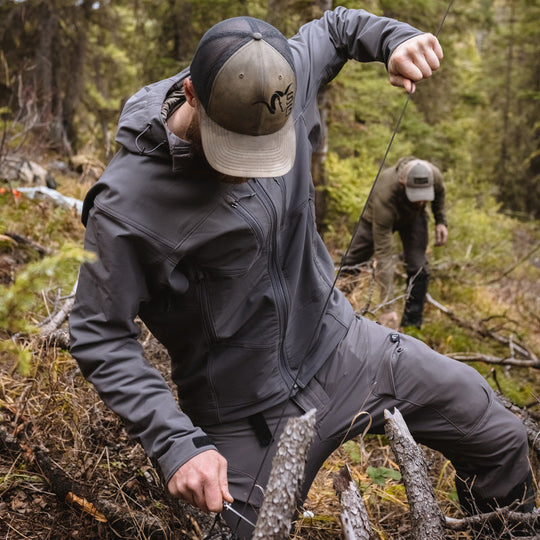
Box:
[190,17,296,177]
[404,160,435,202]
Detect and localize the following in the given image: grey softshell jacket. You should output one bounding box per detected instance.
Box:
[69,7,421,485]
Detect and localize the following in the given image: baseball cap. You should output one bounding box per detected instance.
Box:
[190,16,297,178]
[404,160,435,202]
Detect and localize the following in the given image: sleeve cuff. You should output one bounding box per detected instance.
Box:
[157,430,218,485]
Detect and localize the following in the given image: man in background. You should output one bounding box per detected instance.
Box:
[342,156,448,329]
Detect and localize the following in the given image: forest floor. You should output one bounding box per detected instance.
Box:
[0,167,539,539]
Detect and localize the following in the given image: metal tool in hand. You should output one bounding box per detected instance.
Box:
[223,501,257,528]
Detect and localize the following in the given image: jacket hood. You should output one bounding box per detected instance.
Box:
[115,68,190,159]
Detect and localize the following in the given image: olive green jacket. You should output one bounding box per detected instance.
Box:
[363,158,446,300]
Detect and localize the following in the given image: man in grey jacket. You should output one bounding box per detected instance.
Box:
[69,10,535,537]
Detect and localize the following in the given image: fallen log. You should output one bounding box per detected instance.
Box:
[384,408,446,540]
[496,392,540,462]
[445,507,540,534]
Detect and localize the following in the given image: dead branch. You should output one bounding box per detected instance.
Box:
[0,427,169,536]
[445,507,540,532]
[426,293,538,365]
[37,280,77,335]
[333,465,376,540]
[448,352,540,369]
[252,408,317,540]
[3,231,51,256]
[383,408,446,540]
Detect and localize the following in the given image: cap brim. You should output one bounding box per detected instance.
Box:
[199,107,296,178]
[405,186,435,202]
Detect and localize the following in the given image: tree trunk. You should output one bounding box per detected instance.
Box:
[33,1,59,127]
[59,0,94,156]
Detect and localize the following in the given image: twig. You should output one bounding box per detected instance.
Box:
[448,352,540,369]
[426,293,538,363]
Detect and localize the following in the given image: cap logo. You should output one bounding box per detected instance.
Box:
[253,83,294,116]
[413,176,429,185]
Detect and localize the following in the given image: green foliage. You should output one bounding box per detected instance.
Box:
[0,246,92,335]
[342,440,363,463]
[367,466,402,486]
[0,340,32,376]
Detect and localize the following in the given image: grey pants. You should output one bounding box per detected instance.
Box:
[205,316,531,537]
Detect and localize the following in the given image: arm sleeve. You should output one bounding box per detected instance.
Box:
[431,165,447,226]
[69,206,216,485]
[288,6,422,160]
[289,7,422,100]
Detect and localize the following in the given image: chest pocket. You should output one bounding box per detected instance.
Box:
[184,186,272,277]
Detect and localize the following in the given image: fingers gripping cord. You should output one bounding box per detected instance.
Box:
[229,2,456,535]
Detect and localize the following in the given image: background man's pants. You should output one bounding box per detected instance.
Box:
[204,316,534,537]
[342,214,431,327]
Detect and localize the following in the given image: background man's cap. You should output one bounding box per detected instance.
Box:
[404,160,435,202]
[190,16,297,178]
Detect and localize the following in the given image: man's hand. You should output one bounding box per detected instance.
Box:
[167,449,233,513]
[435,223,448,246]
[379,310,399,329]
[388,34,443,93]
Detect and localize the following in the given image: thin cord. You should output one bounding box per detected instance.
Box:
[435,0,455,38]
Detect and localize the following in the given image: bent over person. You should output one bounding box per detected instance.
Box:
[341,156,448,329]
[69,9,535,538]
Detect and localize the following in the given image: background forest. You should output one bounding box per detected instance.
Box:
[1,0,540,539]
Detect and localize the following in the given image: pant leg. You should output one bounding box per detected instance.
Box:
[202,399,305,538]
[398,212,430,327]
[341,220,375,269]
[398,211,429,275]
[301,317,533,508]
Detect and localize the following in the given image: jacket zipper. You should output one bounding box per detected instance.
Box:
[252,179,296,391]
